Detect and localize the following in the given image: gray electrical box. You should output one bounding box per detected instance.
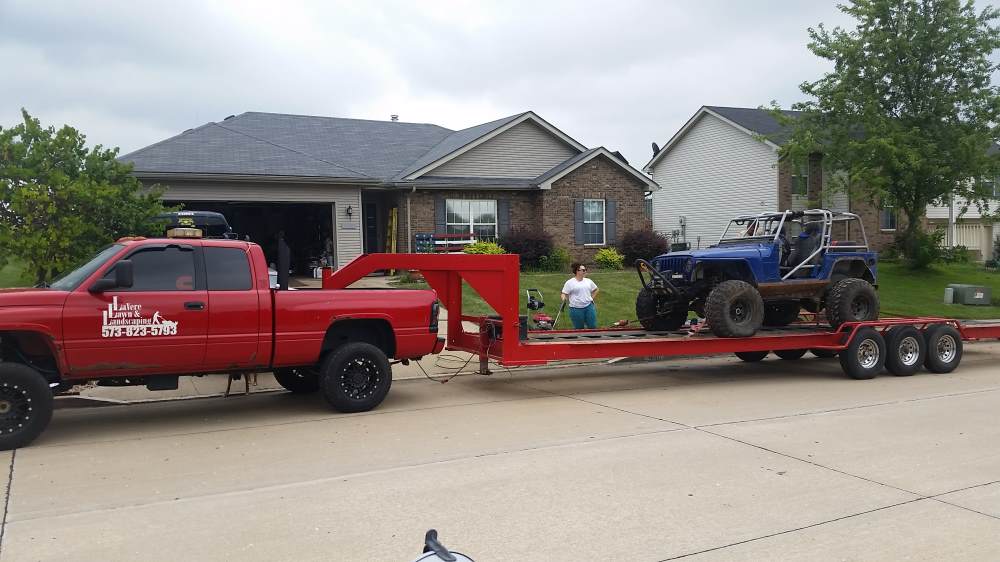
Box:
[947,284,991,306]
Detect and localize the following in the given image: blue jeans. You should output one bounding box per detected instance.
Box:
[569,302,597,329]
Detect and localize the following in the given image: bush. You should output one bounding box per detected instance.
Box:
[619,229,669,265]
[463,241,506,255]
[536,247,571,272]
[940,244,971,264]
[499,228,553,270]
[594,247,625,270]
[894,229,943,270]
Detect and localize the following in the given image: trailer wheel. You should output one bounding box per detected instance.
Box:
[763,301,800,327]
[0,363,53,450]
[923,325,963,374]
[826,278,879,329]
[272,367,321,393]
[705,280,764,338]
[884,326,925,376]
[839,327,885,380]
[320,342,392,413]
[735,351,768,362]
[774,349,807,360]
[635,288,688,331]
[810,349,838,358]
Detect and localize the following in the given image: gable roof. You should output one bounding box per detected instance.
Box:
[534,147,659,191]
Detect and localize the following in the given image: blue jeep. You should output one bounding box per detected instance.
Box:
[636,209,879,338]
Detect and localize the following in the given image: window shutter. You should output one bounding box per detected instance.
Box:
[606,199,617,245]
[497,200,511,238]
[434,196,446,234]
[574,200,585,245]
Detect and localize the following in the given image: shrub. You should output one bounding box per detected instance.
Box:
[894,229,943,270]
[536,247,571,272]
[499,228,553,270]
[594,247,625,270]
[463,241,506,255]
[940,244,971,264]
[619,229,669,265]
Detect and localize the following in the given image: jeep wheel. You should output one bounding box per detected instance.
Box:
[0,363,54,450]
[826,278,879,329]
[763,301,800,327]
[635,288,688,331]
[320,342,392,413]
[705,280,764,338]
[273,367,321,393]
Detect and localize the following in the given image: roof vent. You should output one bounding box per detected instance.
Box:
[390,114,399,122]
[612,150,629,165]
[223,114,235,121]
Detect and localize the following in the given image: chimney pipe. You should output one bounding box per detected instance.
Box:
[390,114,399,122]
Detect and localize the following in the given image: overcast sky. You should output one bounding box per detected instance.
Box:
[2,1,863,168]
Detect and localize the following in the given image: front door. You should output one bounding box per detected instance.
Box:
[62,245,208,376]
[363,202,380,253]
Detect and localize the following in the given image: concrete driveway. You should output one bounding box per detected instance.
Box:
[2,343,999,561]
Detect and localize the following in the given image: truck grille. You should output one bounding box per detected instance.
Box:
[658,256,690,275]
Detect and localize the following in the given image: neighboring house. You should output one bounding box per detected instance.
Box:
[122,111,658,270]
[925,163,1000,259]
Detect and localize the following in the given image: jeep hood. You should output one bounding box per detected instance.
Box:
[0,288,70,308]
[667,243,769,260]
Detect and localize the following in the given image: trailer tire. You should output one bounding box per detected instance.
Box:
[838,327,885,380]
[705,280,764,338]
[763,301,800,327]
[320,342,392,413]
[0,363,53,450]
[923,325,962,374]
[272,367,321,393]
[774,349,807,360]
[826,278,879,329]
[884,326,924,376]
[735,351,768,362]
[635,289,688,331]
[810,349,838,358]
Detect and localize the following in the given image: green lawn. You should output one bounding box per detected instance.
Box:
[0,260,29,288]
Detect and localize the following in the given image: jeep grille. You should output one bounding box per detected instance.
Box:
[659,256,690,275]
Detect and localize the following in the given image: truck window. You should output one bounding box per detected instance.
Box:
[116,247,197,291]
[204,247,252,291]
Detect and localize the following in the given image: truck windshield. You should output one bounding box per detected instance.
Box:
[49,244,124,291]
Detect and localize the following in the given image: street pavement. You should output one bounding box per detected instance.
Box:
[2,342,999,561]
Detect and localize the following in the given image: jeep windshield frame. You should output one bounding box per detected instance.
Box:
[718,212,790,245]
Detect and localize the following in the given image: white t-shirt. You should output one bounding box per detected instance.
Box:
[562,277,598,308]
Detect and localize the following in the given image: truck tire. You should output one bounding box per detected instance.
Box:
[705,280,764,338]
[735,351,768,362]
[763,301,800,327]
[272,367,321,393]
[774,349,807,360]
[884,326,924,376]
[0,363,54,450]
[826,278,879,329]
[923,324,962,374]
[810,349,838,358]
[635,288,688,331]
[319,342,392,413]
[838,327,885,379]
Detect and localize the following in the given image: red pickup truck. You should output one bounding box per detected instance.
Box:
[0,236,443,449]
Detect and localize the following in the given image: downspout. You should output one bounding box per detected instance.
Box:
[407,186,415,253]
[948,195,955,247]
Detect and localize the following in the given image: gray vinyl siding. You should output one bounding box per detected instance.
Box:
[428,121,578,178]
[649,113,778,249]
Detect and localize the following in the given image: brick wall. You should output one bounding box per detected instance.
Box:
[396,189,541,252]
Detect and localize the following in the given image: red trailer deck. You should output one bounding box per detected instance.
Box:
[326,254,1000,379]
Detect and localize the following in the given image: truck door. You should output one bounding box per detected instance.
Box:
[62,244,208,375]
[202,246,264,370]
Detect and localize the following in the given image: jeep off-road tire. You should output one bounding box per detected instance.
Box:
[319,342,392,413]
[838,327,885,380]
[705,280,764,338]
[0,363,54,450]
[272,367,321,393]
[826,278,879,329]
[923,324,963,374]
[763,301,800,327]
[635,288,688,331]
[884,326,925,376]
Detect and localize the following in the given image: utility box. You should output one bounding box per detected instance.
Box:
[947,284,991,306]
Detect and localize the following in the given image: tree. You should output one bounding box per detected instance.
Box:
[777,0,1000,266]
[0,110,174,284]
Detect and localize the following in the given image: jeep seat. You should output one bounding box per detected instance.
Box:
[787,221,823,267]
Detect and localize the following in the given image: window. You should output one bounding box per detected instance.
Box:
[791,163,808,196]
[583,199,606,245]
[879,206,898,231]
[446,199,497,238]
[982,176,998,199]
[205,247,252,291]
[115,246,197,291]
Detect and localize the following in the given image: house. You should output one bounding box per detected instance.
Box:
[644,106,999,259]
[122,111,658,272]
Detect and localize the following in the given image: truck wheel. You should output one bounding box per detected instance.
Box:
[272,367,321,393]
[705,280,764,338]
[774,349,807,360]
[838,327,885,379]
[735,351,768,362]
[810,349,838,358]
[923,325,962,374]
[763,301,800,327]
[0,363,54,450]
[635,289,688,331]
[826,278,879,329]
[320,342,392,413]
[885,326,925,376]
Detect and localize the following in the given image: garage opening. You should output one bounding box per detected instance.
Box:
[177,202,335,275]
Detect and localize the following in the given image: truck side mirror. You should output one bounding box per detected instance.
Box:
[89,260,134,292]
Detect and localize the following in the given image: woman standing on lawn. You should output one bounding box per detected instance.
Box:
[561,263,599,329]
